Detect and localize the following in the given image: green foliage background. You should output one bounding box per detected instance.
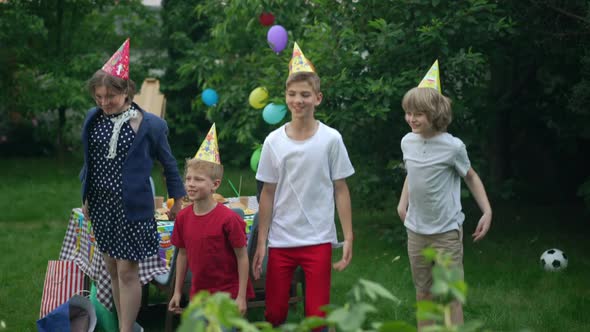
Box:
[161,0,513,206]
[1,0,590,209]
[0,0,162,157]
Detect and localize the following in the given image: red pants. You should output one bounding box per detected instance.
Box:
[264,243,332,327]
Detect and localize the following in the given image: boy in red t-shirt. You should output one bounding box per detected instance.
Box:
[168,124,254,315]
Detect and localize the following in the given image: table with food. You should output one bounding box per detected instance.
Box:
[59,194,258,309]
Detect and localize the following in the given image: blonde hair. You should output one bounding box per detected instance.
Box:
[184,158,224,181]
[286,71,321,94]
[402,87,452,131]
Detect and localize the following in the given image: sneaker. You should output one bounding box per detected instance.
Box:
[133,321,144,332]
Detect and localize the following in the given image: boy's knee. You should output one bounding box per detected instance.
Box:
[264,305,289,327]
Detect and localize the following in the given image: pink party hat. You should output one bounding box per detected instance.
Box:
[101,38,130,80]
[289,42,316,75]
[194,123,221,164]
[418,59,441,92]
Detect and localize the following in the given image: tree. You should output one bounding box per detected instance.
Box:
[160,0,212,160]
[0,0,162,159]
[483,0,590,204]
[160,0,512,205]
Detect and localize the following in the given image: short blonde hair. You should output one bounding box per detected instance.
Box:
[286,71,321,94]
[402,87,452,131]
[184,158,224,181]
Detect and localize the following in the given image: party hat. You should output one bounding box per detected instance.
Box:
[418,59,441,92]
[194,123,220,164]
[101,38,130,80]
[288,42,316,75]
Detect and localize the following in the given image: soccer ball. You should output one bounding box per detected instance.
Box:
[540,248,568,272]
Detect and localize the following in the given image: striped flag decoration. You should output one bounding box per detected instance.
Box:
[39,260,86,318]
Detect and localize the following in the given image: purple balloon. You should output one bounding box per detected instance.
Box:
[267,25,288,53]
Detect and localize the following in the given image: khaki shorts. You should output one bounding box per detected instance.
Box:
[407,227,464,294]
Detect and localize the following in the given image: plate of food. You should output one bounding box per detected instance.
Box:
[213,193,228,204]
[155,207,169,221]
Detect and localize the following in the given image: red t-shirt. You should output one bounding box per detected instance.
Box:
[171,203,255,299]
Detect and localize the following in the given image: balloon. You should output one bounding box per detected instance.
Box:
[262,103,287,125]
[267,25,288,53]
[259,12,275,26]
[249,87,269,109]
[250,147,262,172]
[201,88,218,106]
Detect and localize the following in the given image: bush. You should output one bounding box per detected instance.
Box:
[177,249,488,332]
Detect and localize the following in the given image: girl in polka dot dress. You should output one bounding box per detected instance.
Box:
[79,39,186,332]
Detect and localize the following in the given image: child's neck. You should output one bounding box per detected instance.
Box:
[418,129,441,139]
[287,118,318,141]
[192,197,217,216]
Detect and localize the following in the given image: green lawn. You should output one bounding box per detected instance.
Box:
[1,157,589,331]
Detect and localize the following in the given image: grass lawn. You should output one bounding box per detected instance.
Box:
[1,157,589,331]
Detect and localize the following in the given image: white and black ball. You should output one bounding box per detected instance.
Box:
[540,248,568,272]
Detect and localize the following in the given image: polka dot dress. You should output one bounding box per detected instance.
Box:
[87,105,158,261]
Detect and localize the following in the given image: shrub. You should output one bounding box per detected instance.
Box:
[177,249,487,332]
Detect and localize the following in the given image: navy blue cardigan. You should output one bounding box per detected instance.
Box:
[80,103,186,221]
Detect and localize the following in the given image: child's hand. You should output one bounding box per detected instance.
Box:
[235,296,247,316]
[472,213,492,242]
[333,239,353,271]
[167,199,183,220]
[168,293,183,314]
[252,244,266,280]
[82,200,89,220]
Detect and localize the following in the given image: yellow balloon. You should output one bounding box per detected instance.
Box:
[249,87,269,109]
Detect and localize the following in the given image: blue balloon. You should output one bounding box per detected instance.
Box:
[262,103,287,125]
[201,88,219,106]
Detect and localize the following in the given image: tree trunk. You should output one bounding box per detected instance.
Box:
[57,106,66,163]
[488,47,537,183]
[56,0,65,164]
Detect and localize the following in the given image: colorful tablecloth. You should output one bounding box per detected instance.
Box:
[59,208,167,310]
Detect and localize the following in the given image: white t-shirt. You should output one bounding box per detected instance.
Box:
[256,121,355,248]
[401,132,471,235]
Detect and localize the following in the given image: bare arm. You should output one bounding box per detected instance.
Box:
[167,199,183,221]
[397,176,409,222]
[233,246,249,315]
[252,182,276,279]
[333,179,353,271]
[168,248,187,313]
[463,168,492,242]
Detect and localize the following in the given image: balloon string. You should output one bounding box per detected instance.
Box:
[227,178,240,197]
[238,176,242,197]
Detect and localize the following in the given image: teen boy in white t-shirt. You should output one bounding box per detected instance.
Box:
[253,44,355,330]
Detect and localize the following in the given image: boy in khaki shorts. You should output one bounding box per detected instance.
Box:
[396,62,492,330]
